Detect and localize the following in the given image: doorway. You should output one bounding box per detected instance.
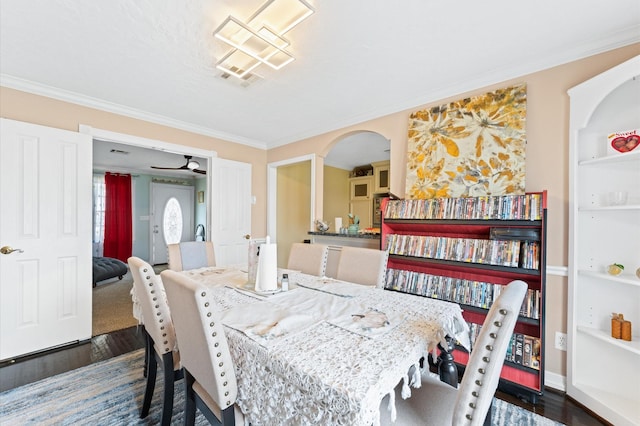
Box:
[83,125,214,336]
[267,154,317,267]
[150,182,194,265]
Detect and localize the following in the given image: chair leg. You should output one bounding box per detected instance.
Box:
[160,352,175,426]
[483,399,493,426]
[141,333,157,418]
[143,326,150,378]
[184,370,197,426]
[220,405,235,425]
[437,336,459,388]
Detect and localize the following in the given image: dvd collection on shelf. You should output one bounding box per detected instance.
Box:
[384,193,543,221]
[381,191,547,400]
[468,322,541,371]
[384,268,541,320]
[384,234,540,270]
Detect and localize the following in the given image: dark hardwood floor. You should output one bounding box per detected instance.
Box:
[0,326,608,425]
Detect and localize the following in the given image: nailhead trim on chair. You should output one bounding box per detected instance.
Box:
[465,303,510,423]
[198,289,234,408]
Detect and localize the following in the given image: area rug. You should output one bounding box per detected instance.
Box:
[0,349,563,426]
[92,276,138,337]
[92,264,168,336]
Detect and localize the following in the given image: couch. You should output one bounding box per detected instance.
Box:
[93,256,128,287]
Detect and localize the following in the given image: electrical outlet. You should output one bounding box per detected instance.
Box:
[555,332,567,351]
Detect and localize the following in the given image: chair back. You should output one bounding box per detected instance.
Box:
[453,280,528,425]
[287,243,329,276]
[335,246,389,287]
[127,256,177,356]
[167,241,216,271]
[160,269,238,411]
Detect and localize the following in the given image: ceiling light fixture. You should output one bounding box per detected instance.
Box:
[187,159,200,170]
[213,0,314,80]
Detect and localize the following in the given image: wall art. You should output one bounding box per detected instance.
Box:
[405,84,527,198]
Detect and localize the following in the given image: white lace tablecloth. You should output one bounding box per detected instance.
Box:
[181,268,470,426]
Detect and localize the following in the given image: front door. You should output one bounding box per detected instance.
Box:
[150,183,194,265]
[0,118,92,361]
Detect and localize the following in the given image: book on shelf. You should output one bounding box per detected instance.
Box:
[385,234,536,269]
[514,333,525,365]
[467,321,541,371]
[385,268,540,320]
[384,193,543,221]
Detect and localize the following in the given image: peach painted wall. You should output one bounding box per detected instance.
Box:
[0,87,268,238]
[267,43,640,383]
[2,43,638,384]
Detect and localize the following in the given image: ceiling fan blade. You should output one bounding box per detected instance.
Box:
[151,155,199,172]
[150,166,186,170]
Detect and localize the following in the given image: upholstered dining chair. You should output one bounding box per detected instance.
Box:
[335,246,389,287]
[127,256,182,426]
[379,280,528,426]
[287,243,330,276]
[167,241,215,271]
[160,269,242,426]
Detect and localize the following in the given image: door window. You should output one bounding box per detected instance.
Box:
[163,197,183,245]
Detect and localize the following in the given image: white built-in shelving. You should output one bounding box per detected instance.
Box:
[567,54,640,426]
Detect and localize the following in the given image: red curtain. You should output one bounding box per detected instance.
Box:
[103,172,132,262]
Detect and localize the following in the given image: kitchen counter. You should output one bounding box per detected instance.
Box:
[307,231,381,240]
[307,232,382,277]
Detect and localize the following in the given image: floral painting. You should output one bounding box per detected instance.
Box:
[405,84,527,199]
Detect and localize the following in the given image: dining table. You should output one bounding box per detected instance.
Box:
[174,265,471,426]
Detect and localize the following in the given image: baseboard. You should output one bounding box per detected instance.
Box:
[544,370,566,392]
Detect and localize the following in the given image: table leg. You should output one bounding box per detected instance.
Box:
[437,336,458,388]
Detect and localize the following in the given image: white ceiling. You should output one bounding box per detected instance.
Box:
[1,1,639,162]
[92,140,210,178]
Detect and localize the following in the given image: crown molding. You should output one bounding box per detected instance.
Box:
[0,74,267,150]
[268,32,640,149]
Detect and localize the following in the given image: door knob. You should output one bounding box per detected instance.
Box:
[244,234,251,239]
[0,246,24,255]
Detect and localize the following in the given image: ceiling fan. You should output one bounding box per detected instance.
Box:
[150,155,206,175]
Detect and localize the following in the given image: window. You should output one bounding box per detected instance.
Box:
[93,174,106,255]
[163,197,183,245]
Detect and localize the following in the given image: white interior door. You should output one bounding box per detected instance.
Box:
[211,158,251,266]
[150,183,194,265]
[0,118,92,361]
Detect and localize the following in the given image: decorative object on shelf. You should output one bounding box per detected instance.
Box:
[621,318,632,341]
[351,164,374,177]
[611,313,623,339]
[607,191,628,206]
[607,263,624,276]
[607,129,639,155]
[405,84,527,198]
[334,217,342,232]
[613,313,633,341]
[315,219,329,232]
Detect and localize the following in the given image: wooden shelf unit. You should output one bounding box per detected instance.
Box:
[381,191,547,402]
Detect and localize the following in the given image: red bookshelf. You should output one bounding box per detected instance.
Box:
[381,191,547,402]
